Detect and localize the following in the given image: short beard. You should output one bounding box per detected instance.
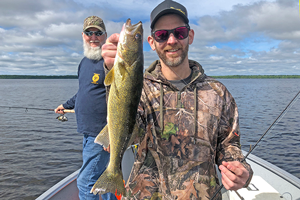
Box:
[155,42,189,68]
[83,40,103,61]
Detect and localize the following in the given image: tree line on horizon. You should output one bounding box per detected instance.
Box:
[0,75,78,79]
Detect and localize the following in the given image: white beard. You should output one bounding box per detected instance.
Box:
[83,40,103,61]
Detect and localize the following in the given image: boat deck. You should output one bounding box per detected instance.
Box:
[37,150,300,200]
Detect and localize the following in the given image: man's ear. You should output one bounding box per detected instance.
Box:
[148,36,156,51]
[188,29,195,45]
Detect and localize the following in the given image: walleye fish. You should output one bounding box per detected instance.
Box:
[90,19,143,196]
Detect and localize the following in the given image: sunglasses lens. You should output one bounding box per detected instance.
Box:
[84,31,104,36]
[154,30,169,43]
[153,26,189,42]
[84,31,92,36]
[95,31,104,36]
[174,27,189,40]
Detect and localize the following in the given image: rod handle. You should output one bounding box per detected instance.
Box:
[63,109,75,113]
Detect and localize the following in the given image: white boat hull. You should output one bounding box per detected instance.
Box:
[36,150,300,200]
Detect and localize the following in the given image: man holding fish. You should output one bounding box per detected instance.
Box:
[55,16,117,200]
[96,0,253,199]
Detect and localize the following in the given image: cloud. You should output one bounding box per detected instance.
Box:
[187,0,300,75]
[0,0,299,75]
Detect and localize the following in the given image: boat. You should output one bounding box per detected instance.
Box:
[36,150,300,200]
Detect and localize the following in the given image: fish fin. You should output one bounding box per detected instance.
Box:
[104,68,114,86]
[120,64,126,78]
[91,168,125,196]
[94,125,110,148]
[126,123,140,149]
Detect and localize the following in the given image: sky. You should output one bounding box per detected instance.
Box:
[0,0,300,76]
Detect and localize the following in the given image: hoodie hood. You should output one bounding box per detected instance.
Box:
[144,59,206,87]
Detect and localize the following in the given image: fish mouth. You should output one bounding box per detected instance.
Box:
[126,18,132,26]
[125,18,142,33]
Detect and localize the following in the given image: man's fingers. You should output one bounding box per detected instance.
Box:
[222,161,244,176]
[102,33,120,70]
[103,145,110,153]
[221,172,239,190]
[220,161,249,190]
[107,33,120,44]
[219,164,239,183]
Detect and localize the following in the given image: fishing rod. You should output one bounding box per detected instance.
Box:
[210,90,300,200]
[0,105,75,122]
[0,105,75,113]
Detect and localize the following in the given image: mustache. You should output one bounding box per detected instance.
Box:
[90,40,100,43]
[163,45,181,51]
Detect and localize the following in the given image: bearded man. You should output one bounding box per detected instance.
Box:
[102,0,253,199]
[55,16,117,200]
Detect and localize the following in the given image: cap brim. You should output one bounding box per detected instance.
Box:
[83,25,105,32]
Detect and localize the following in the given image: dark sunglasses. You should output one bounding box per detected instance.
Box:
[84,31,106,37]
[152,25,190,43]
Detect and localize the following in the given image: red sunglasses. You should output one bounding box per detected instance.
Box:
[151,25,190,43]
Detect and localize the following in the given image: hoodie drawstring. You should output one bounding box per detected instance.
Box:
[194,87,197,144]
[160,82,164,132]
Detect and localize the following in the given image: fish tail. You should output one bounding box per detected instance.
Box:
[90,168,125,196]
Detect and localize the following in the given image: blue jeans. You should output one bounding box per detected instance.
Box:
[77,134,117,200]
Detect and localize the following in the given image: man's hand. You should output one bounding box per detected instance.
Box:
[55,104,65,114]
[103,145,110,153]
[219,161,250,191]
[101,33,120,70]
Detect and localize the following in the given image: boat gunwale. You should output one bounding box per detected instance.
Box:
[35,169,80,200]
[36,151,300,199]
[242,150,300,190]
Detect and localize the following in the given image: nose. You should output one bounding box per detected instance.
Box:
[166,33,177,44]
[90,33,97,40]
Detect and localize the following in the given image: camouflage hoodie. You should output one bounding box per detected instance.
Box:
[122,60,253,200]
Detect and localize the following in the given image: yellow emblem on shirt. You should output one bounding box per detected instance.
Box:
[91,73,100,84]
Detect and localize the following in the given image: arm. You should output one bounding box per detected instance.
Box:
[55,61,81,114]
[216,88,253,190]
[54,93,77,114]
[63,94,77,109]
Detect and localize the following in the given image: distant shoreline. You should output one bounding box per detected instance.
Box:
[0,75,78,79]
[0,75,300,79]
[211,75,300,79]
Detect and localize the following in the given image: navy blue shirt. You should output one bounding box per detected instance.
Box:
[63,57,107,136]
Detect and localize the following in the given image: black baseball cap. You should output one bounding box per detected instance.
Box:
[150,0,189,30]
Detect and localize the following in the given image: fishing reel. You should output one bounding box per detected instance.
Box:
[55,109,74,122]
[56,114,68,122]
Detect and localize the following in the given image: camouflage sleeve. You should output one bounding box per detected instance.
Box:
[216,87,253,186]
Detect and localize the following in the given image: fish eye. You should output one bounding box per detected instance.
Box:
[135,33,141,40]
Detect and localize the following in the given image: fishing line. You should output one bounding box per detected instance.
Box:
[0,105,75,122]
[0,105,75,113]
[0,105,55,111]
[210,90,300,200]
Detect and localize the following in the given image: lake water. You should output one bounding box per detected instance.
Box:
[0,78,299,199]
